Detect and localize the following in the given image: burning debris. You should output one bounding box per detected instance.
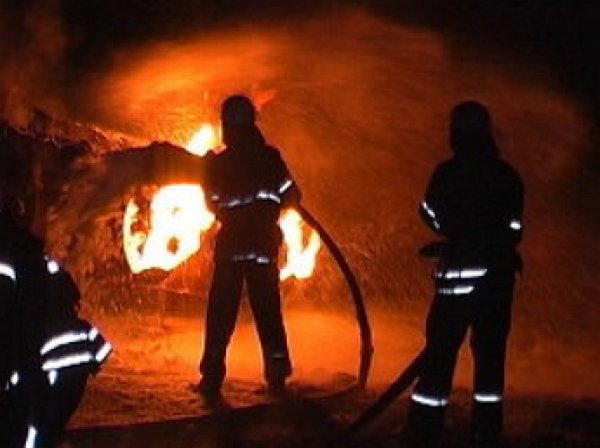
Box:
[123,184,215,274]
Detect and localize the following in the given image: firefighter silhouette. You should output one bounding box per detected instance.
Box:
[0,182,111,447]
[404,101,524,448]
[195,95,301,397]
[0,193,49,447]
[31,263,111,448]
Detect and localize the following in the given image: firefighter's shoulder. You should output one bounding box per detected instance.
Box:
[203,148,231,173]
[496,158,523,186]
[428,159,457,184]
[264,144,282,157]
[262,145,288,168]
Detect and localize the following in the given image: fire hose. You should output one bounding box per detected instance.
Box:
[297,205,374,388]
[346,242,445,432]
[346,242,523,433]
[347,349,424,433]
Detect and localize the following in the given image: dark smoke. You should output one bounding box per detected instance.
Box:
[2,1,597,127]
[0,0,68,124]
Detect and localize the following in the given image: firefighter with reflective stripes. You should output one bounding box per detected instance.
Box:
[0,188,111,446]
[194,95,301,397]
[32,264,111,448]
[405,101,524,448]
[3,254,111,448]
[0,194,50,447]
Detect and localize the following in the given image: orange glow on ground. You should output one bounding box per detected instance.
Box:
[73,307,600,432]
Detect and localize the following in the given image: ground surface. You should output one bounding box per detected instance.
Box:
[66,394,600,448]
[62,312,600,447]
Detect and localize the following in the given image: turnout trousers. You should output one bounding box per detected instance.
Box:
[199,259,291,387]
[405,269,515,447]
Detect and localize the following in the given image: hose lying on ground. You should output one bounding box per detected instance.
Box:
[347,349,424,433]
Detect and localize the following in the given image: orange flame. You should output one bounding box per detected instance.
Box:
[278,209,321,280]
[123,185,215,273]
[123,123,321,280]
[186,123,219,156]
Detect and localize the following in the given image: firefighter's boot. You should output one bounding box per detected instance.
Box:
[265,353,291,397]
[471,401,503,448]
[403,401,446,448]
[196,351,226,398]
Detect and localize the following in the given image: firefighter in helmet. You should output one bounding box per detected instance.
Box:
[404,101,524,448]
[195,95,301,397]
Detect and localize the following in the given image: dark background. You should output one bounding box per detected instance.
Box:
[62,0,600,118]
[2,1,597,175]
[2,1,598,111]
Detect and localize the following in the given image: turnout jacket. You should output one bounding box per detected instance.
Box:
[203,131,300,263]
[0,211,110,392]
[420,154,524,272]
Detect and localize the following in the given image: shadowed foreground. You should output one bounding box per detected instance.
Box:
[66,388,599,448]
[63,312,599,447]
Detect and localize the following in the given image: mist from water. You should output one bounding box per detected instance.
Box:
[3,4,597,397]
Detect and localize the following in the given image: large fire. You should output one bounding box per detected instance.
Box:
[123,123,321,280]
[278,209,321,280]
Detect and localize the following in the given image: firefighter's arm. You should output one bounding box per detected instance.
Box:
[201,151,220,214]
[419,199,443,234]
[419,164,462,239]
[507,175,525,246]
[280,178,301,207]
[147,141,208,184]
[272,151,301,207]
[419,167,448,236]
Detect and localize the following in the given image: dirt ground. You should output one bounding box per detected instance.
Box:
[62,309,600,447]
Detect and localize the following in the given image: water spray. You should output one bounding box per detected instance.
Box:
[298,205,373,388]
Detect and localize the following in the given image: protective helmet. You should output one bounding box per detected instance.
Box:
[220,95,256,125]
[450,100,498,158]
[450,100,492,136]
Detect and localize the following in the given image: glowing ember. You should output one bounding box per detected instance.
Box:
[122,123,321,280]
[278,209,321,280]
[123,185,215,273]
